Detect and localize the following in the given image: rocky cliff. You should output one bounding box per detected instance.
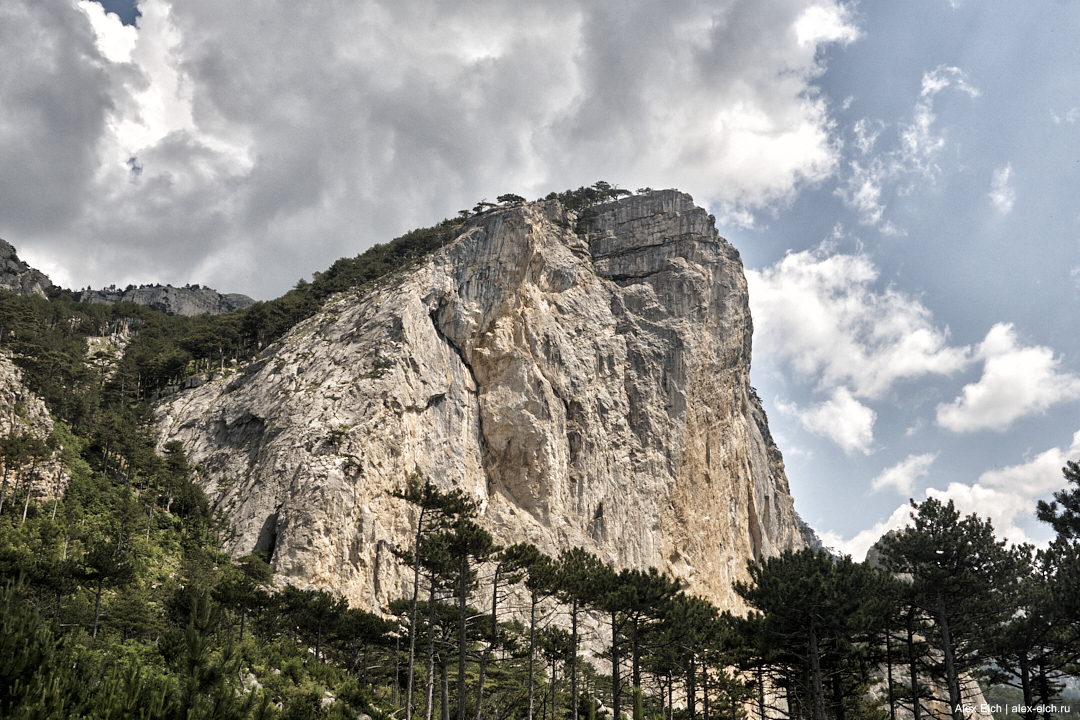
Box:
[156,191,806,612]
[0,356,68,510]
[0,239,53,299]
[74,284,255,316]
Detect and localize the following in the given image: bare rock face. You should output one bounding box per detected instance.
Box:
[0,239,53,299]
[156,191,805,612]
[74,284,255,316]
[0,356,68,506]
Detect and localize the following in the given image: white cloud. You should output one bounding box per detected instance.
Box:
[78,1,137,63]
[840,159,887,225]
[852,118,884,155]
[925,483,1037,547]
[0,0,861,299]
[779,388,877,455]
[989,164,1015,214]
[1051,108,1080,124]
[794,4,861,47]
[835,64,979,232]
[823,431,1080,558]
[979,430,1080,496]
[748,248,970,399]
[920,65,980,100]
[920,431,1080,546]
[819,503,912,560]
[936,323,1080,433]
[871,452,938,495]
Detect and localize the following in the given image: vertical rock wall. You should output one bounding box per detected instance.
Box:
[156,191,805,612]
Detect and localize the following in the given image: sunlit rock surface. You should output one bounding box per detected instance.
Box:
[156,191,806,611]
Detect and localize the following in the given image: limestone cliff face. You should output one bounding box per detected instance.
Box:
[156,191,805,612]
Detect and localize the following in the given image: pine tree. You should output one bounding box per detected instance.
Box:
[981,541,1080,720]
[392,474,478,720]
[503,542,557,720]
[555,547,605,720]
[734,548,888,720]
[880,498,1018,720]
[1037,461,1080,540]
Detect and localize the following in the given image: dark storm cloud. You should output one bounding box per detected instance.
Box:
[0,3,113,236]
[0,0,855,298]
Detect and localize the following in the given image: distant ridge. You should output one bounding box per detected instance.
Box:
[72,284,255,317]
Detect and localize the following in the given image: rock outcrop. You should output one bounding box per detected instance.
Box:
[156,191,806,612]
[0,239,53,299]
[0,356,69,508]
[74,284,255,316]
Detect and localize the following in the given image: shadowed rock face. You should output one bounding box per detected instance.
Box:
[74,284,254,316]
[155,190,806,612]
[0,239,53,299]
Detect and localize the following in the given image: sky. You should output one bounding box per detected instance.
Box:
[2,0,1078,559]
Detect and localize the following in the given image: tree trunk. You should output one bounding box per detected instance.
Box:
[426,582,438,720]
[1037,658,1052,720]
[528,593,537,720]
[935,592,962,720]
[396,632,402,706]
[886,620,896,720]
[612,612,621,720]
[476,566,500,720]
[458,551,468,720]
[571,598,579,720]
[1020,655,1034,720]
[832,672,846,720]
[363,644,370,688]
[808,616,826,720]
[688,653,697,720]
[703,662,709,720]
[93,575,104,637]
[0,465,8,516]
[907,610,921,720]
[408,505,429,720]
[442,656,451,720]
[21,456,38,523]
[756,666,765,720]
[550,655,559,720]
[669,671,674,720]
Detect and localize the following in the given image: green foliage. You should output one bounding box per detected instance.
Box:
[542,182,632,212]
[1038,460,1080,541]
[5,195,1080,720]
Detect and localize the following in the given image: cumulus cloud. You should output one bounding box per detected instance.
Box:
[936,323,1080,433]
[825,430,1080,557]
[778,388,877,455]
[748,247,970,399]
[921,432,1080,545]
[871,452,938,495]
[0,0,859,299]
[819,503,912,560]
[78,1,137,62]
[989,164,1015,214]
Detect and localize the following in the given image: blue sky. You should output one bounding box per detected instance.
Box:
[2,0,1076,558]
[738,0,1080,556]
